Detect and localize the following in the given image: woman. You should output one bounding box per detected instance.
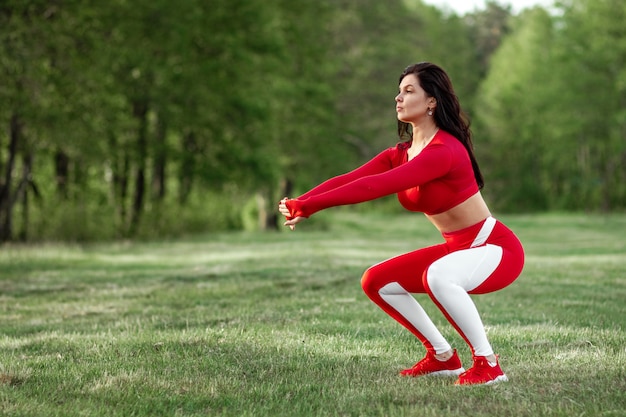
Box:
[278,62,524,386]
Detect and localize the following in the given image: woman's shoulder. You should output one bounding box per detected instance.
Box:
[432,130,466,151]
[433,129,459,143]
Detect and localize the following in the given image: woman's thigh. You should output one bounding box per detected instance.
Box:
[425,243,523,294]
[361,243,448,294]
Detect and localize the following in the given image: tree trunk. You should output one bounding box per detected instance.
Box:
[152,113,167,201]
[16,151,34,241]
[54,149,70,199]
[263,178,293,231]
[128,99,148,236]
[0,113,22,242]
[179,131,197,205]
[108,133,130,237]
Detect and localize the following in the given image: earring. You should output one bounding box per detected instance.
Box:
[427,108,433,116]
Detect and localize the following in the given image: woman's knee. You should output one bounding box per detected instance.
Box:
[423,262,445,295]
[362,250,437,296]
[360,266,382,296]
[362,260,402,296]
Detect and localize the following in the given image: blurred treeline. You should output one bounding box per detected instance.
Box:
[0,0,624,242]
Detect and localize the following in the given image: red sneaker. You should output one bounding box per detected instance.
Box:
[455,356,508,385]
[400,349,465,377]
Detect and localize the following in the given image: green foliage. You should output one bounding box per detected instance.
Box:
[1,0,625,241]
[476,0,626,212]
[475,7,554,211]
[134,191,243,239]
[0,213,625,416]
[547,0,626,211]
[14,177,241,241]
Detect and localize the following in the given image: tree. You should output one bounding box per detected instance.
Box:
[546,0,626,210]
[464,1,513,79]
[475,7,554,211]
[477,0,626,211]
[0,1,79,241]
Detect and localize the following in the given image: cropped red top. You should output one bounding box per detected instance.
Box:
[286,129,479,218]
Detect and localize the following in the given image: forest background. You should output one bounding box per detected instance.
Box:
[0,0,624,242]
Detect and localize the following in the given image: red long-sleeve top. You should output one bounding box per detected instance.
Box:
[286,129,479,218]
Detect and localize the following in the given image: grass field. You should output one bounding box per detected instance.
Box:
[0,212,625,416]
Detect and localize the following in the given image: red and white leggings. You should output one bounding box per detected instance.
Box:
[361,217,524,357]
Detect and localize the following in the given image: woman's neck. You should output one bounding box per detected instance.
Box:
[411,123,439,148]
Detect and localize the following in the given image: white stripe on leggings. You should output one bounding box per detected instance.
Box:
[471,216,496,248]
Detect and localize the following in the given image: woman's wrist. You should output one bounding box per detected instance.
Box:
[285,199,309,219]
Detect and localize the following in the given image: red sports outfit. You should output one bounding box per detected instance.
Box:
[286,130,479,217]
[284,130,524,378]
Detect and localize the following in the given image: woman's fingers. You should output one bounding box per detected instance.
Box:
[278,198,292,217]
[278,203,290,217]
[283,216,305,230]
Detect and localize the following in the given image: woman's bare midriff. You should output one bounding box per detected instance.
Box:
[425,192,491,233]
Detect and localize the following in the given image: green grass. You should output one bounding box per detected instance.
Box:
[0,212,625,416]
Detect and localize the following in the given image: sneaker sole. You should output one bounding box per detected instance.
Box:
[423,367,466,377]
[484,374,508,385]
[455,373,508,386]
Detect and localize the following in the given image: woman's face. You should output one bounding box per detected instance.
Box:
[395,74,434,123]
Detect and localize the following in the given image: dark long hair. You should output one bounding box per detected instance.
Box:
[398,62,484,189]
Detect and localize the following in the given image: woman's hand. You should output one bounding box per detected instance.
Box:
[278,197,305,230]
[283,216,305,230]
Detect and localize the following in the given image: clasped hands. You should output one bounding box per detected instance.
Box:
[278,197,305,230]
